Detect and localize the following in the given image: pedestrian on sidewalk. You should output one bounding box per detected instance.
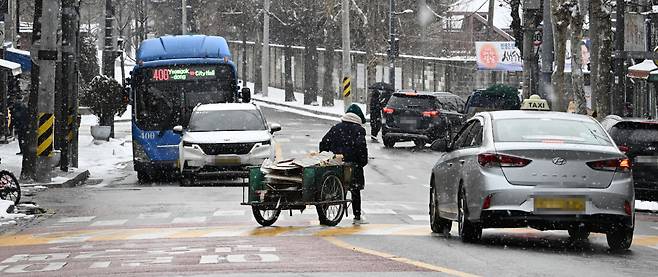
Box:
[319,104,369,224]
[11,96,28,155]
[369,88,382,142]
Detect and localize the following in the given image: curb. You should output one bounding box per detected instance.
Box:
[27,170,91,188]
[253,98,342,119]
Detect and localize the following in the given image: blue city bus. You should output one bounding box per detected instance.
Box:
[130,35,250,181]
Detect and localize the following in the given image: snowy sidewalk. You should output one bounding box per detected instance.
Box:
[243,82,367,121]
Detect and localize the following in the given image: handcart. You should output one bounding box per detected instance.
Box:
[241,162,353,227]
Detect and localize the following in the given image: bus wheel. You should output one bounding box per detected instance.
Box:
[137,170,152,183]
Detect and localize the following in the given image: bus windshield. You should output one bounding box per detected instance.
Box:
[134,64,236,131]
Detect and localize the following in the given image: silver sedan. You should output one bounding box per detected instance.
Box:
[429,111,635,250]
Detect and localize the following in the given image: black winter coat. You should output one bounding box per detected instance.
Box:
[319,121,368,189]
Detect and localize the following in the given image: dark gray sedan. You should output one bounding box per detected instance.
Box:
[429,111,635,250]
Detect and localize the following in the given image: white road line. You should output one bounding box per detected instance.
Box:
[89,261,111,268]
[407,175,418,180]
[212,210,246,217]
[652,226,658,231]
[408,215,429,221]
[171,217,207,224]
[290,150,300,155]
[58,216,96,223]
[90,219,128,227]
[394,165,404,170]
[137,212,171,219]
[276,138,291,143]
[362,208,397,215]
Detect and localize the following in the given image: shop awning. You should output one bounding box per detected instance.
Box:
[627,59,658,79]
[5,48,32,72]
[0,59,22,76]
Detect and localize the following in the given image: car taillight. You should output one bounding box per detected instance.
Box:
[586,158,631,172]
[422,110,440,117]
[624,201,633,216]
[618,145,630,154]
[478,153,532,168]
[383,107,395,114]
[482,194,492,209]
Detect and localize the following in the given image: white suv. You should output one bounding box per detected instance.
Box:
[174,103,281,185]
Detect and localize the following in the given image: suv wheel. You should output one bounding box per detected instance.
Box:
[414,140,425,148]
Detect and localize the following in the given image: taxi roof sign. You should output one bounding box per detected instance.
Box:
[521,95,550,111]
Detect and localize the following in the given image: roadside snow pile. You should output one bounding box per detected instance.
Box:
[0,199,34,226]
[78,132,132,184]
[636,200,658,212]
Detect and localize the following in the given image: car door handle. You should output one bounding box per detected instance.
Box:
[459,160,465,165]
[447,163,453,167]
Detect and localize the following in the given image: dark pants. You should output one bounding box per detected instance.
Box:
[351,188,361,219]
[16,129,26,154]
[370,114,381,137]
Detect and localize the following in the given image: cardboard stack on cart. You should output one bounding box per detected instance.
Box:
[259,152,343,190]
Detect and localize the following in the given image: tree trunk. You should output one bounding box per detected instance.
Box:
[589,0,599,115]
[570,1,587,114]
[284,44,295,102]
[323,28,336,106]
[242,28,248,88]
[551,0,569,112]
[253,26,263,94]
[303,39,319,105]
[593,0,612,118]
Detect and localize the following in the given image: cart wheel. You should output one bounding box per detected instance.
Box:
[252,207,281,226]
[316,174,345,226]
[0,170,20,205]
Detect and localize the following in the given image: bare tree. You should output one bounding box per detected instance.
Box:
[590,0,613,118]
[569,0,587,114]
[551,0,570,111]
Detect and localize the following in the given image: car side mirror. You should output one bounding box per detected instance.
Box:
[173,125,184,135]
[241,87,251,103]
[270,123,282,134]
[430,139,451,152]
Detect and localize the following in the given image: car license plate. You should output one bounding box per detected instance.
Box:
[400,118,417,125]
[534,197,585,212]
[635,156,658,164]
[214,157,241,165]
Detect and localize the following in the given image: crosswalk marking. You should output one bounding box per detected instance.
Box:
[172,217,207,224]
[90,220,128,227]
[138,212,171,219]
[213,210,247,217]
[58,216,96,223]
[408,215,429,221]
[363,208,396,215]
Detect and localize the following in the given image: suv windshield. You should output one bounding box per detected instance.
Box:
[468,92,520,110]
[494,118,612,146]
[189,109,266,132]
[387,95,435,110]
[610,123,658,145]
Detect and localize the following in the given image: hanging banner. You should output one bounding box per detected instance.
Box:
[475,41,523,72]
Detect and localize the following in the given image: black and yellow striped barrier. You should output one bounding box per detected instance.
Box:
[342,77,351,98]
[37,112,54,157]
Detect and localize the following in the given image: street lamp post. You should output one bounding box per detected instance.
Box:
[388,0,396,89]
[181,0,187,35]
[388,2,412,90]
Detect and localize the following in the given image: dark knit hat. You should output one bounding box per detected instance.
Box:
[345,104,366,124]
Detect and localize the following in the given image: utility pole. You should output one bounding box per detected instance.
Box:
[6,0,16,47]
[103,0,116,137]
[60,0,80,171]
[181,0,187,35]
[540,0,554,100]
[486,0,496,83]
[35,0,61,182]
[613,0,626,115]
[342,0,352,107]
[21,0,43,181]
[261,0,270,97]
[388,0,397,90]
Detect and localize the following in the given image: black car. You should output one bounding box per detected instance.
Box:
[601,115,658,201]
[382,91,465,149]
[463,88,521,118]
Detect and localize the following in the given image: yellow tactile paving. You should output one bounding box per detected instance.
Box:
[0,224,656,250]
